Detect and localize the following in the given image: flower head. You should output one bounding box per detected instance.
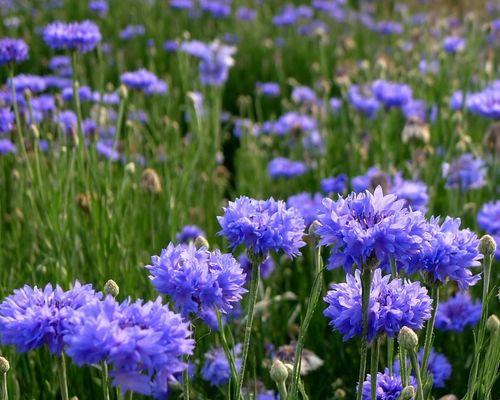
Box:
[287,192,323,227]
[218,196,306,257]
[0,108,14,134]
[321,174,348,194]
[442,153,486,191]
[175,225,206,244]
[0,38,28,66]
[43,21,102,53]
[348,85,380,118]
[324,269,432,341]
[360,369,416,400]
[372,80,413,108]
[435,292,481,332]
[443,36,466,53]
[201,344,241,386]
[477,200,500,235]
[268,157,307,179]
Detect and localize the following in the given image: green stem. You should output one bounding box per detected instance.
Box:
[182,363,190,400]
[409,350,424,400]
[387,338,394,376]
[298,377,310,400]
[126,391,133,400]
[2,372,7,400]
[277,381,288,400]
[57,354,69,400]
[101,361,110,400]
[291,245,324,399]
[235,258,261,399]
[421,285,439,384]
[216,309,240,394]
[399,347,408,387]
[370,338,380,400]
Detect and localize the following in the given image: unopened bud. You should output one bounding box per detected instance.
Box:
[308,220,322,237]
[194,236,209,249]
[334,388,346,399]
[125,162,136,174]
[0,356,10,373]
[479,235,497,257]
[486,315,499,333]
[119,84,128,99]
[399,385,416,399]
[398,327,418,351]
[141,168,162,194]
[104,279,119,297]
[270,359,288,384]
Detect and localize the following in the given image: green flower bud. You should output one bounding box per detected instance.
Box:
[479,234,497,257]
[334,388,346,399]
[308,220,322,237]
[398,327,418,351]
[486,314,499,333]
[270,359,288,384]
[194,236,209,249]
[103,279,119,297]
[0,356,10,374]
[399,385,415,400]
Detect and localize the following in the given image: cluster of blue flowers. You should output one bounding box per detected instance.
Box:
[43,21,102,53]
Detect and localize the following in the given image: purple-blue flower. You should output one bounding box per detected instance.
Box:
[175,225,206,244]
[0,139,16,155]
[348,85,380,118]
[324,269,432,341]
[394,348,451,388]
[291,86,317,104]
[0,37,28,66]
[287,192,323,227]
[218,196,306,257]
[256,82,280,97]
[8,74,47,94]
[442,153,486,191]
[466,85,500,119]
[0,282,101,355]
[0,108,14,134]
[391,173,429,212]
[443,36,466,53]
[435,292,482,332]
[268,157,307,179]
[477,200,500,235]
[43,21,102,53]
[201,345,242,386]
[372,80,413,108]
[321,174,347,194]
[119,25,145,40]
[120,69,161,93]
[360,369,416,400]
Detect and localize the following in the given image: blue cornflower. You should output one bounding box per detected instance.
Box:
[321,174,348,194]
[268,157,307,179]
[291,85,317,104]
[0,282,101,355]
[443,36,466,53]
[351,167,387,192]
[201,345,242,386]
[347,85,380,118]
[266,112,317,136]
[324,269,432,341]
[0,139,16,155]
[8,74,47,94]
[450,90,466,111]
[317,187,429,272]
[407,217,482,290]
[391,173,429,212]
[435,292,482,332]
[287,192,323,227]
[200,0,231,19]
[376,21,403,35]
[120,69,160,92]
[238,252,275,281]
[119,25,145,40]
[56,110,77,135]
[95,141,120,161]
[478,200,500,235]
[62,85,93,102]
[402,99,427,122]
[163,40,179,52]
[360,369,416,400]
[89,0,108,17]
[0,38,28,66]
[372,80,413,108]
[256,82,281,97]
[442,153,486,191]
[237,7,256,21]
[48,55,71,72]
[147,243,247,319]
[466,85,500,119]
[0,108,14,134]
[175,225,206,244]
[394,348,451,388]
[43,21,102,53]
[65,296,194,398]
[218,196,306,257]
[170,0,193,9]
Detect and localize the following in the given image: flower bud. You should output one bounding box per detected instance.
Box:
[308,220,322,237]
[479,235,497,257]
[486,315,499,333]
[398,327,418,351]
[0,356,10,373]
[270,359,288,384]
[334,388,346,399]
[118,84,128,99]
[141,168,162,194]
[400,385,415,400]
[104,279,119,297]
[194,236,209,249]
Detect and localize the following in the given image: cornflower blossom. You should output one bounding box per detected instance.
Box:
[263,112,317,136]
[0,139,16,155]
[201,345,242,386]
[120,69,166,95]
[65,296,194,398]
[291,85,317,104]
[321,174,348,194]
[0,108,14,134]
[360,369,416,400]
[287,192,324,227]
[324,269,432,342]
[0,37,28,66]
[147,243,247,319]
[119,25,145,40]
[218,196,306,258]
[391,173,429,212]
[89,0,108,17]
[435,292,482,332]
[43,21,102,53]
[372,80,413,108]
[443,36,466,53]
[347,85,380,118]
[175,224,206,244]
[317,187,429,272]
[8,74,47,93]
[256,82,280,97]
[0,282,101,355]
[268,157,308,179]
[442,153,486,191]
[466,85,500,119]
[477,201,500,249]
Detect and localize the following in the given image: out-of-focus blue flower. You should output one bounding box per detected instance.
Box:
[163,40,179,52]
[351,167,386,193]
[360,369,416,400]
[435,292,481,332]
[233,118,259,138]
[391,173,429,212]
[256,82,280,97]
[0,138,16,155]
[402,99,427,121]
[0,108,14,134]
[348,85,380,118]
[466,85,500,119]
[478,200,500,235]
[394,348,451,388]
[442,153,486,191]
[287,192,323,227]
[175,224,205,244]
[120,69,165,96]
[324,269,432,341]
[238,252,275,281]
[419,58,439,75]
[237,7,256,21]
[202,344,241,386]
[268,157,307,179]
[56,110,77,135]
[407,216,482,290]
[43,21,102,53]
[147,243,247,318]
[218,196,306,257]
[443,36,466,53]
[372,80,412,108]
[450,90,466,111]
[62,85,93,102]
[291,85,317,104]
[0,37,28,66]
[89,0,108,17]
[321,174,348,194]
[0,282,101,355]
[200,0,231,19]
[96,141,120,161]
[65,296,194,398]
[170,0,193,9]
[317,187,429,271]
[376,21,403,35]
[329,97,342,114]
[9,74,46,94]
[264,112,317,136]
[48,55,71,72]
[119,25,145,40]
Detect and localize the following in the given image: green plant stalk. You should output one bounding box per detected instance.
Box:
[57,354,69,400]
[182,360,190,400]
[290,245,324,399]
[464,253,493,400]
[277,381,288,400]
[235,259,261,400]
[101,361,110,400]
[420,285,439,385]
[387,338,394,376]
[216,309,240,396]
[409,350,424,400]
[399,347,408,387]
[2,372,7,400]
[370,338,380,400]
[298,376,310,400]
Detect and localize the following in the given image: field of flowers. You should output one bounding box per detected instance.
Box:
[0,0,499,399]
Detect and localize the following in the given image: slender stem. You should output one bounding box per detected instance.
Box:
[101,361,110,400]
[409,350,424,400]
[216,309,240,392]
[277,381,288,400]
[370,338,380,400]
[2,372,7,400]
[235,258,261,400]
[356,265,373,400]
[291,245,324,399]
[57,354,69,400]
[298,377,310,400]
[182,363,190,400]
[387,338,394,376]
[421,285,439,384]
[71,51,85,143]
[399,347,408,387]
[126,391,133,400]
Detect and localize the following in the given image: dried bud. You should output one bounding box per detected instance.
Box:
[402,118,430,144]
[141,168,162,194]
[479,235,497,257]
[486,315,499,333]
[104,279,119,297]
[398,327,418,351]
[125,162,136,174]
[118,84,128,99]
[194,236,209,249]
[334,388,346,399]
[400,385,416,399]
[270,359,288,384]
[75,193,91,214]
[0,356,10,373]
